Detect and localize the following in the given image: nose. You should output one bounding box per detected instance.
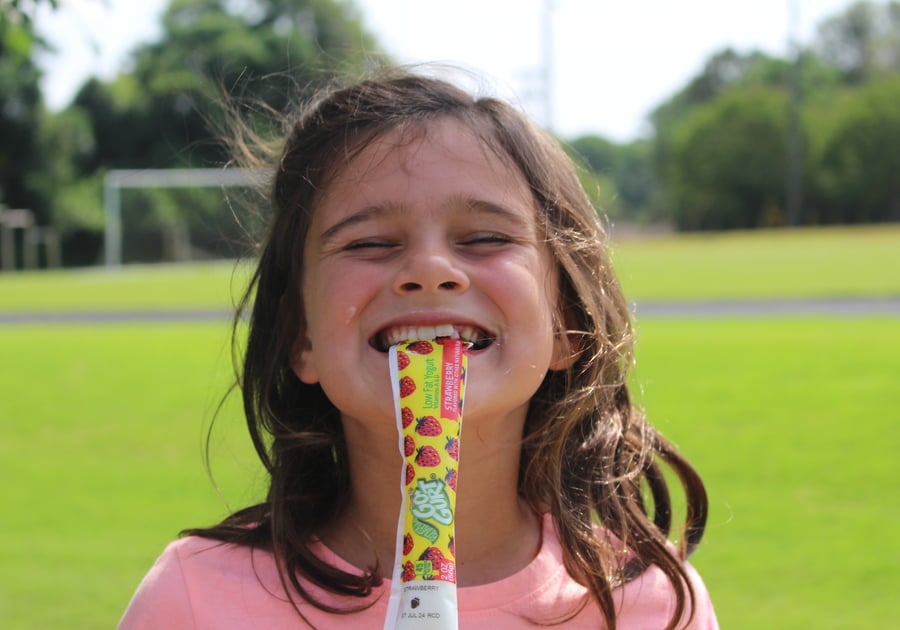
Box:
[393,248,470,295]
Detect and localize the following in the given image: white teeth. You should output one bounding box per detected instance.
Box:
[456,326,479,343]
[439,324,459,337]
[383,324,484,347]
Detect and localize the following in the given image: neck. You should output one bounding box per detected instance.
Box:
[320,416,542,587]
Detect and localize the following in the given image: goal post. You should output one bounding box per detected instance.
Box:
[103,168,266,267]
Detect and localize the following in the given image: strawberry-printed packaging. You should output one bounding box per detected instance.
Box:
[384,339,469,630]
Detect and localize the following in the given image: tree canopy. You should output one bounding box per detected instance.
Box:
[0,0,57,217]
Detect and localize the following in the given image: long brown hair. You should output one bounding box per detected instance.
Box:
[188,68,708,629]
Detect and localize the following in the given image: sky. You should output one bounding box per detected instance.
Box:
[32,0,877,141]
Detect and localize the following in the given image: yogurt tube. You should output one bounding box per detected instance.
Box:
[384,339,469,630]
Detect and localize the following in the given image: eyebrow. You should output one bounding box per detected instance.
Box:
[453,196,533,229]
[319,204,396,245]
[318,195,533,245]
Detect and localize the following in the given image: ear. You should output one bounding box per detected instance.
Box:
[290,333,320,384]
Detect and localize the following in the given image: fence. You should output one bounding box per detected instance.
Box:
[0,206,61,272]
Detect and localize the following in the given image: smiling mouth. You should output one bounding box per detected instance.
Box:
[371,324,494,352]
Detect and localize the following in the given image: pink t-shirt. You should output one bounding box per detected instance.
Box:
[119,514,717,629]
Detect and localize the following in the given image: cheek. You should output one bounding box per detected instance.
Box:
[304,265,375,331]
[485,261,554,327]
[510,258,559,321]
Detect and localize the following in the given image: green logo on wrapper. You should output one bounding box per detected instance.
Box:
[410,478,453,526]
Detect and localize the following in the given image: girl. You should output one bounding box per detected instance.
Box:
[120,69,717,629]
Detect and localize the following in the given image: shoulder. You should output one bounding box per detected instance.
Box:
[545,516,719,629]
[132,535,274,589]
[457,515,717,629]
[118,536,390,629]
[614,554,718,629]
[117,536,287,629]
[118,538,197,629]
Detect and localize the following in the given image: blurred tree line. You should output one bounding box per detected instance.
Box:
[1,0,898,266]
[571,1,900,231]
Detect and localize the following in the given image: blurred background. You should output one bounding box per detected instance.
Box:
[1,1,898,628]
[1,0,897,263]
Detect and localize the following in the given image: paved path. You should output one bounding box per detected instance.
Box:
[634,296,900,318]
[1,297,898,325]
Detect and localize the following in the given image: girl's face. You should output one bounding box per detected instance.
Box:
[293,118,568,441]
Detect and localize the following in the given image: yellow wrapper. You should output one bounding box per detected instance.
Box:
[384,339,468,630]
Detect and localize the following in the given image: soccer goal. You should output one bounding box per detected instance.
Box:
[103,168,267,268]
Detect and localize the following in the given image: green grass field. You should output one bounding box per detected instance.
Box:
[0,323,264,628]
[0,260,255,312]
[611,224,900,300]
[1,225,898,628]
[631,318,900,628]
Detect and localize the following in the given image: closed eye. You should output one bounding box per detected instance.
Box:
[343,239,398,251]
[459,233,513,246]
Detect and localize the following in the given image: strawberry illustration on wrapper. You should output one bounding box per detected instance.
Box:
[385,338,469,630]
